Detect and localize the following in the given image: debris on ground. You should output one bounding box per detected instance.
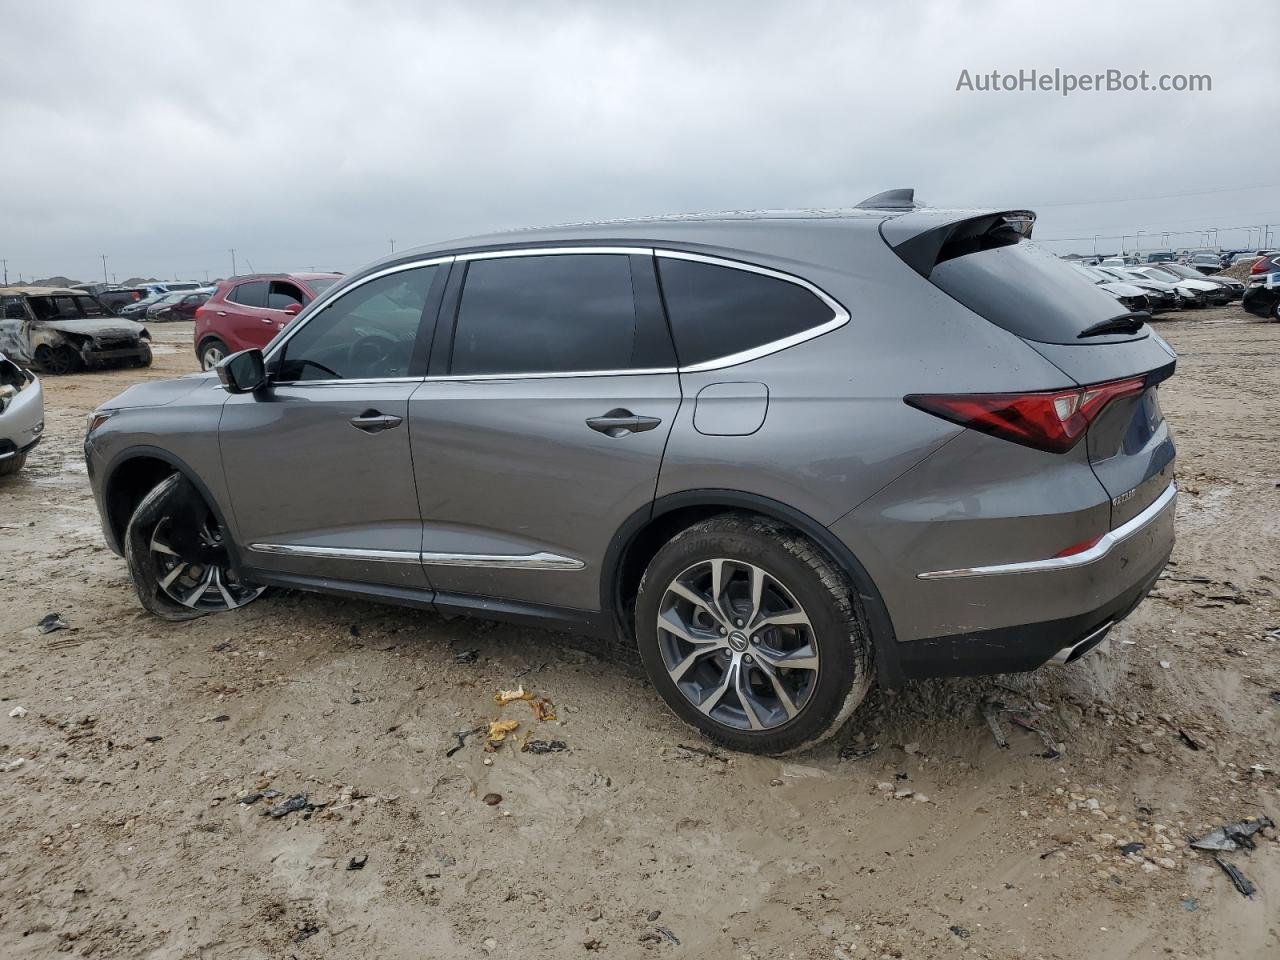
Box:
[349,688,370,705]
[839,741,880,762]
[143,735,162,743]
[1189,816,1274,852]
[445,725,485,757]
[266,793,310,819]
[1212,855,1257,898]
[481,792,502,806]
[1,757,26,772]
[646,910,661,922]
[949,925,971,939]
[982,696,1062,758]
[8,705,28,718]
[487,719,520,743]
[1119,841,1146,856]
[347,854,368,871]
[453,649,479,664]
[655,926,680,945]
[521,735,568,754]
[529,696,556,721]
[37,612,69,634]
[236,792,263,805]
[676,743,728,762]
[495,685,533,705]
[1181,897,1199,912]
[1177,729,1205,751]
[293,924,320,943]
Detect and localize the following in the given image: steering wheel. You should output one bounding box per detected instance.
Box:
[347,333,403,379]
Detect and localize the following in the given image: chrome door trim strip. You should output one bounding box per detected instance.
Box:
[422,550,585,570]
[916,481,1177,580]
[248,542,585,571]
[456,246,655,261]
[248,543,422,563]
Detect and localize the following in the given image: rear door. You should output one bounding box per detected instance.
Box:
[890,213,1177,528]
[220,262,447,588]
[407,249,680,612]
[217,279,270,351]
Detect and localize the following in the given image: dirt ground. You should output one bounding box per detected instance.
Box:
[1,310,1277,960]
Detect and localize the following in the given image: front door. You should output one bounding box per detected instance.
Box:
[408,250,681,612]
[220,262,446,589]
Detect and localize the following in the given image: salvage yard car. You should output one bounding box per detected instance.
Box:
[0,286,152,374]
[193,272,342,369]
[84,193,1177,755]
[0,351,42,476]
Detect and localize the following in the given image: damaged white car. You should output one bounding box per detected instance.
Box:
[0,351,42,476]
[0,286,152,375]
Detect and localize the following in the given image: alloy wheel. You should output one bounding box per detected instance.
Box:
[656,558,820,731]
[148,517,265,611]
[200,344,225,370]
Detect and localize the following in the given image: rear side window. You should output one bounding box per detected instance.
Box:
[228,280,267,307]
[929,240,1138,345]
[656,257,836,367]
[451,254,637,375]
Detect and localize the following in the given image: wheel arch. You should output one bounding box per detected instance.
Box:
[603,489,904,688]
[101,445,244,572]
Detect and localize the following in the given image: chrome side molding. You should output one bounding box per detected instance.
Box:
[248,542,584,571]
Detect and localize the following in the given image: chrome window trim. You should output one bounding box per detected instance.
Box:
[916,482,1177,580]
[257,245,850,385]
[248,542,584,571]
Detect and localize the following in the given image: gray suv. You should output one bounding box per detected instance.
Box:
[85,192,1177,754]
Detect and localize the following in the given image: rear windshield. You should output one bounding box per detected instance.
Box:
[929,239,1142,345]
[306,277,340,294]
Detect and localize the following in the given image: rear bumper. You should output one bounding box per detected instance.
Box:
[893,482,1176,679]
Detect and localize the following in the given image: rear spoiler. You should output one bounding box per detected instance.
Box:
[880,208,1037,279]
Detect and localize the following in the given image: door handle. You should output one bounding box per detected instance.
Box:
[349,410,403,433]
[260,317,274,324]
[216,311,227,317]
[585,408,662,437]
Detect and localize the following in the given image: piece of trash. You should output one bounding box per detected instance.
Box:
[1189,817,1273,852]
[481,792,502,806]
[445,725,485,757]
[1212,855,1256,898]
[266,793,309,819]
[212,715,230,723]
[839,742,880,762]
[1270,691,1280,704]
[37,613,69,634]
[655,926,680,945]
[529,696,556,721]
[143,735,162,743]
[1119,841,1145,856]
[293,925,320,943]
[236,792,263,805]
[1181,897,1199,912]
[349,689,370,705]
[1038,846,1066,859]
[676,743,729,762]
[1,757,26,773]
[8,706,28,718]
[494,686,533,705]
[212,641,232,652]
[949,925,971,939]
[646,910,661,922]
[982,700,1009,749]
[522,737,568,754]
[1159,661,1171,669]
[347,854,368,871]
[1177,729,1205,751]
[453,649,478,664]
[982,696,1061,758]
[487,719,520,743]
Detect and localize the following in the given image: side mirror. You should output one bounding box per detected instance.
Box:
[217,348,267,394]
[283,302,303,316]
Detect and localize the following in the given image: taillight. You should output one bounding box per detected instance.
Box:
[905,376,1147,453]
[1251,257,1271,275]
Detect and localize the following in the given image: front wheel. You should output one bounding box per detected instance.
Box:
[635,514,874,755]
[0,451,27,477]
[124,473,267,621]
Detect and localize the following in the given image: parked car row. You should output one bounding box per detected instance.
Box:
[1095,248,1275,273]
[1067,261,1242,312]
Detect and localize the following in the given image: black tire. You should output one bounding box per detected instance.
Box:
[34,343,79,375]
[635,513,874,755]
[0,451,27,477]
[198,338,229,371]
[124,473,266,621]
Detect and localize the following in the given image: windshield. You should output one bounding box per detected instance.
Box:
[1161,263,1205,280]
[27,295,110,321]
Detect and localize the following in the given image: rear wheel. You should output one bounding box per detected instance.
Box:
[124,473,266,621]
[635,514,874,755]
[198,338,228,371]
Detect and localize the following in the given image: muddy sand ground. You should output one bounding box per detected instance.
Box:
[1,309,1277,959]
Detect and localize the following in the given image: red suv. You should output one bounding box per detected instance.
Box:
[194,273,342,369]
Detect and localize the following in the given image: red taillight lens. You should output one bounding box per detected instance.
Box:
[905,376,1147,453]
[1053,534,1104,558]
[1251,257,1271,274]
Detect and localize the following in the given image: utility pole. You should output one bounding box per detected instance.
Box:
[101,254,109,284]
[229,248,237,277]
[1,259,7,285]
[389,238,396,254]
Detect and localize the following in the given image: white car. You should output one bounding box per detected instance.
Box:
[0,352,43,476]
[1133,266,1221,306]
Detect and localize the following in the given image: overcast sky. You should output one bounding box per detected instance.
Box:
[2,0,1277,282]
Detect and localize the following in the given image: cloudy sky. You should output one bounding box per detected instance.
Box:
[2,0,1277,283]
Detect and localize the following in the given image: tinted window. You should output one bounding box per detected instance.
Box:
[228,280,267,307]
[929,240,1144,345]
[451,254,637,375]
[307,277,340,294]
[278,265,439,381]
[266,281,304,311]
[657,257,835,366]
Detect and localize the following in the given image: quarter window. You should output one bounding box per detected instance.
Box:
[277,265,439,381]
[451,254,638,376]
[228,280,267,308]
[656,257,837,366]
